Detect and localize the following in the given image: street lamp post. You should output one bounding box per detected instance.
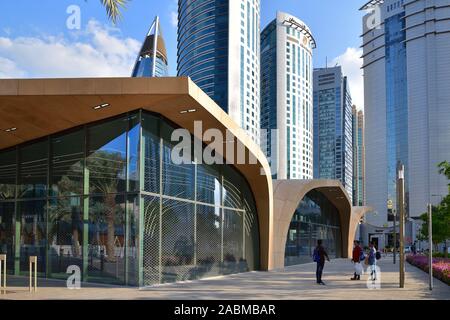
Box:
[397,164,405,288]
[393,209,396,264]
[428,203,433,291]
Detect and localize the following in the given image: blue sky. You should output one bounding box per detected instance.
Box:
[0,0,366,107]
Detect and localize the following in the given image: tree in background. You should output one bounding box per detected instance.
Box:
[99,0,129,24]
[419,161,450,258]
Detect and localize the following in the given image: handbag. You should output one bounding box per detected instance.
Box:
[364,256,369,265]
[354,263,363,275]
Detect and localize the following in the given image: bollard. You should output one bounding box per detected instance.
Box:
[29,256,37,293]
[0,254,6,294]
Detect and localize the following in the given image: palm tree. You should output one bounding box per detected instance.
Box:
[100,0,130,24]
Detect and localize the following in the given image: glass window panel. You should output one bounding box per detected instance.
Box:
[88,195,126,284]
[127,113,140,192]
[87,117,127,194]
[0,202,15,272]
[222,166,243,209]
[196,204,221,278]
[47,197,83,278]
[142,113,160,193]
[222,209,245,275]
[50,130,84,197]
[19,140,48,199]
[126,193,139,286]
[0,149,16,200]
[18,200,46,273]
[162,121,195,200]
[161,199,195,283]
[196,164,221,205]
[284,190,342,266]
[142,194,160,286]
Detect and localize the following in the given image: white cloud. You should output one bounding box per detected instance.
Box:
[0,19,141,79]
[0,57,26,78]
[332,47,364,110]
[170,11,178,28]
[169,0,178,28]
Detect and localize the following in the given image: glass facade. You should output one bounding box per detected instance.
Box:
[284,190,342,266]
[177,0,261,143]
[352,107,365,206]
[177,0,230,111]
[132,55,168,78]
[385,12,409,220]
[0,110,260,287]
[313,68,353,201]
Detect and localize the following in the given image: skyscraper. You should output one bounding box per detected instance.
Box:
[260,12,315,179]
[313,67,353,200]
[132,16,169,77]
[361,0,450,248]
[177,0,261,143]
[352,105,365,206]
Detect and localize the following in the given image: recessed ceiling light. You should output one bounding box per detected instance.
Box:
[93,103,110,110]
[5,127,17,132]
[180,108,197,114]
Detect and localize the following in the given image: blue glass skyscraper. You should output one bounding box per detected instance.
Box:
[313,67,353,201]
[132,16,169,77]
[177,0,261,143]
[360,0,450,248]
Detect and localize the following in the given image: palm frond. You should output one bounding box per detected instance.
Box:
[100,0,129,24]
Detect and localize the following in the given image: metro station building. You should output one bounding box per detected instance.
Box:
[0,77,370,286]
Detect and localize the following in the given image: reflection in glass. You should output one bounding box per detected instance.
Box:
[161,199,195,283]
[126,194,139,285]
[19,200,46,273]
[222,167,243,209]
[50,130,84,196]
[285,190,342,266]
[47,197,83,278]
[0,149,16,200]
[142,113,160,193]
[0,202,15,272]
[19,141,48,198]
[197,164,221,206]
[88,195,125,284]
[223,209,246,275]
[142,195,160,286]
[0,109,261,286]
[162,121,195,200]
[196,205,221,278]
[127,114,140,192]
[87,117,127,194]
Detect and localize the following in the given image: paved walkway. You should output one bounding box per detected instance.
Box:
[1,257,449,300]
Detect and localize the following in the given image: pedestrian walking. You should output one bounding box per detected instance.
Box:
[368,241,377,281]
[351,240,363,280]
[313,239,330,285]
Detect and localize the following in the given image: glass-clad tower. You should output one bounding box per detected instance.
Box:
[132,16,169,77]
[313,67,353,201]
[260,12,315,179]
[177,0,261,143]
[352,105,365,206]
[361,0,450,248]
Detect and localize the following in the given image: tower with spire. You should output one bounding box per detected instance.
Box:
[132,16,168,77]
